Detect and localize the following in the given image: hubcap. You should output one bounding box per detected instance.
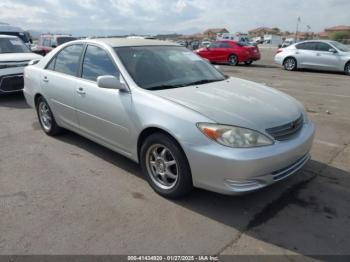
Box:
[285,59,295,70]
[347,65,350,74]
[38,102,52,131]
[146,144,179,190]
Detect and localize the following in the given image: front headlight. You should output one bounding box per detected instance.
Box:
[197,123,274,148]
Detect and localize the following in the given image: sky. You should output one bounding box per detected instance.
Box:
[1,0,349,36]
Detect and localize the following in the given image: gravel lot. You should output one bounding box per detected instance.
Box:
[0,48,350,256]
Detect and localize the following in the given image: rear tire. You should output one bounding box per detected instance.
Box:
[345,62,350,76]
[36,97,63,136]
[228,55,238,66]
[283,57,297,71]
[140,133,193,198]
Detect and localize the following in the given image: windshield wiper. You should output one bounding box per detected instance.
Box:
[183,79,223,87]
[146,84,184,91]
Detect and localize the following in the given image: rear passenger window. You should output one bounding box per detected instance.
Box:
[296,42,316,50]
[82,45,118,81]
[54,44,84,76]
[219,42,232,48]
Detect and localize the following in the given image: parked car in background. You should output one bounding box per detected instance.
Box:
[0,22,32,47]
[275,40,350,75]
[280,38,296,48]
[0,35,42,94]
[24,38,314,198]
[201,41,211,48]
[196,40,261,65]
[36,34,77,55]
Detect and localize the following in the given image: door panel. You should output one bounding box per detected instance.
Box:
[41,44,84,128]
[75,44,133,154]
[41,71,79,128]
[75,79,133,154]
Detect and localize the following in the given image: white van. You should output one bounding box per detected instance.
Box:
[0,35,42,94]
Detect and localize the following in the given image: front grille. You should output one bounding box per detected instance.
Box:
[272,154,310,181]
[266,115,304,141]
[0,74,24,92]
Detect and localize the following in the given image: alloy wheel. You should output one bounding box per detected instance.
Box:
[146,144,179,190]
[38,101,52,132]
[284,58,296,71]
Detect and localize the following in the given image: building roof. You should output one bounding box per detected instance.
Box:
[248,27,274,33]
[325,25,350,31]
[87,38,178,47]
[203,28,229,34]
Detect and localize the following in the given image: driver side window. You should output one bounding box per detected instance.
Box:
[81,45,119,82]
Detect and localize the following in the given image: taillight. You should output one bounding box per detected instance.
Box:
[276,49,283,54]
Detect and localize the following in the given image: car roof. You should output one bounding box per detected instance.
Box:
[296,40,335,44]
[85,38,178,48]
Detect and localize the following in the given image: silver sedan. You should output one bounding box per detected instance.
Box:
[24,38,315,198]
[275,40,350,75]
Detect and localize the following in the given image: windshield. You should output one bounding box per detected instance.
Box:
[0,37,30,53]
[56,37,77,46]
[115,46,226,90]
[0,32,30,43]
[331,41,350,52]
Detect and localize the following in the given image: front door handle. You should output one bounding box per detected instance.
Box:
[76,87,86,95]
[316,53,321,56]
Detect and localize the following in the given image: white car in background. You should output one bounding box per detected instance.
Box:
[275,40,350,75]
[0,35,42,94]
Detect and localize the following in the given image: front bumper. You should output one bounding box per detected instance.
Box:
[183,122,315,195]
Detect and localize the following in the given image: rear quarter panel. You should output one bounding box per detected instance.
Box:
[23,65,42,108]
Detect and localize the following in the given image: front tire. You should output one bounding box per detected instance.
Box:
[283,57,297,71]
[140,133,193,198]
[345,62,350,76]
[228,55,238,66]
[36,97,63,136]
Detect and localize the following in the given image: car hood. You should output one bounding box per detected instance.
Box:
[0,53,42,63]
[154,77,302,131]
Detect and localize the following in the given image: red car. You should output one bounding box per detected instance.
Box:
[195,41,261,66]
[36,34,77,55]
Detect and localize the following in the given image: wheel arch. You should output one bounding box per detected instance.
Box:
[345,60,350,71]
[283,56,297,65]
[137,127,189,164]
[34,93,44,108]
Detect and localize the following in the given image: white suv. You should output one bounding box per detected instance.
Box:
[0,35,42,94]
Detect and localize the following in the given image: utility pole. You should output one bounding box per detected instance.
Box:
[295,17,301,42]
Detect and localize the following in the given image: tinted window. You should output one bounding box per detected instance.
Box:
[82,45,118,81]
[296,42,317,50]
[209,42,220,48]
[316,42,332,52]
[57,37,77,46]
[0,37,30,53]
[54,44,83,76]
[219,42,232,48]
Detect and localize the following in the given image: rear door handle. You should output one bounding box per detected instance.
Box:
[76,87,86,95]
[316,53,321,56]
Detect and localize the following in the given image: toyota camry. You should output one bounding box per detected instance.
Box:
[24,38,315,198]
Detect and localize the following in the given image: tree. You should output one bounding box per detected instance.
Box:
[330,31,350,42]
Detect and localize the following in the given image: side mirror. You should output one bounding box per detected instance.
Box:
[51,44,57,48]
[329,48,337,53]
[97,75,128,91]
